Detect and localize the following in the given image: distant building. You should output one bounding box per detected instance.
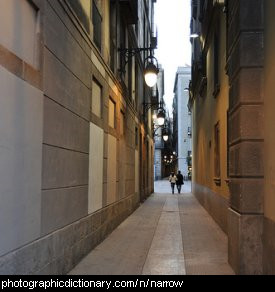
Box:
[162,115,175,178]
[173,67,192,179]
[154,66,165,181]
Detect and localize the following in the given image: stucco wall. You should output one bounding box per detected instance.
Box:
[192,8,229,233]
[193,11,229,199]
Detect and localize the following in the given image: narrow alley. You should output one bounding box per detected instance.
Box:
[69,180,234,275]
[2,0,275,276]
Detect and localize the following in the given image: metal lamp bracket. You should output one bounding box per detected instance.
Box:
[118,47,154,74]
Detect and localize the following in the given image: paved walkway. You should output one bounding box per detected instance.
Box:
[69,180,234,275]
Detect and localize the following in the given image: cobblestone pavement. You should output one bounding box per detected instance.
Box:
[69,179,234,275]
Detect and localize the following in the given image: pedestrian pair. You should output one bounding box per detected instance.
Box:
[169,171,184,194]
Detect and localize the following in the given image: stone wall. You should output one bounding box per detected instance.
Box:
[263,0,275,275]
[0,0,153,275]
[227,0,264,275]
[0,193,139,275]
[0,0,44,259]
[193,183,228,234]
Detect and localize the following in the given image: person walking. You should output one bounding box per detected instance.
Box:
[176,170,184,194]
[169,172,177,194]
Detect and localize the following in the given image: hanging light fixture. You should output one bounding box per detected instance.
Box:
[156,109,165,126]
[190,33,199,38]
[118,47,159,88]
[162,127,169,142]
[163,134,169,142]
[144,56,159,87]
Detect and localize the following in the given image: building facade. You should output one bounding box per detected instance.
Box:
[154,65,165,181]
[190,0,275,274]
[0,0,156,274]
[162,115,176,178]
[190,0,229,234]
[173,66,192,179]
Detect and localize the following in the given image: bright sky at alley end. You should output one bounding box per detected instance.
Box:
[154,0,192,115]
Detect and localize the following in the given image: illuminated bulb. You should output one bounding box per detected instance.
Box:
[145,72,158,87]
[144,62,159,87]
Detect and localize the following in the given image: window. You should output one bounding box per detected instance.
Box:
[0,0,40,68]
[187,151,192,167]
[92,1,102,51]
[91,79,102,118]
[213,30,220,97]
[199,0,206,22]
[143,15,146,60]
[227,110,229,178]
[67,0,90,33]
[109,98,116,128]
[135,127,138,146]
[192,0,198,19]
[120,111,125,136]
[128,49,133,100]
[135,60,139,109]
[119,17,126,78]
[188,127,192,137]
[109,0,117,72]
[214,122,221,185]
[198,49,207,96]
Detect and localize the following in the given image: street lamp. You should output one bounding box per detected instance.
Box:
[156,109,165,126]
[144,56,159,87]
[144,99,166,128]
[162,127,169,142]
[118,47,159,88]
[190,33,199,38]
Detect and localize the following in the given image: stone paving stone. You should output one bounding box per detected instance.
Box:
[178,192,235,275]
[142,196,186,275]
[69,179,234,275]
[69,195,166,275]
